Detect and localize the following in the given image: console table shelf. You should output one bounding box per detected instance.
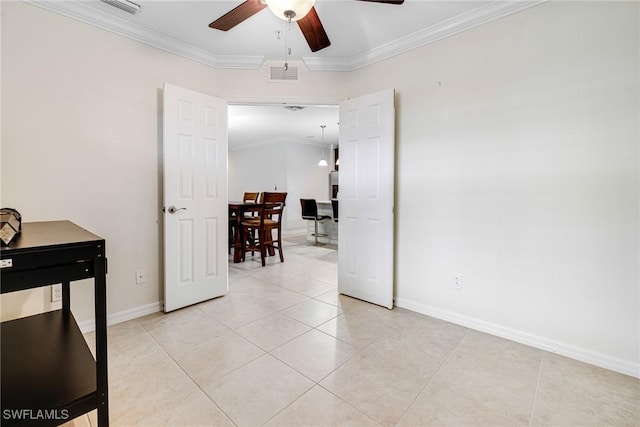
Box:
[0,221,109,426]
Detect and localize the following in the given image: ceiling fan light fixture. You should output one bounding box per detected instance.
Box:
[266,0,315,22]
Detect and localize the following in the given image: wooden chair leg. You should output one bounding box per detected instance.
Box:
[241,227,246,262]
[248,225,255,257]
[259,228,266,266]
[265,229,275,257]
[277,230,284,262]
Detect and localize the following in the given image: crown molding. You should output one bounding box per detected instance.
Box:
[229,137,334,152]
[25,0,265,70]
[304,0,547,72]
[26,0,546,72]
[302,57,353,72]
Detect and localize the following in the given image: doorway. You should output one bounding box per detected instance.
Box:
[162,88,394,311]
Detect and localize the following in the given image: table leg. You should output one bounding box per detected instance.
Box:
[232,211,243,263]
[94,255,109,427]
[62,281,71,313]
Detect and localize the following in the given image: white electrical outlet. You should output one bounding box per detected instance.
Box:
[135,269,146,284]
[51,284,62,302]
[454,274,463,290]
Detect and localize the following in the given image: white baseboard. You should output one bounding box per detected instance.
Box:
[395,297,639,379]
[78,301,162,333]
[78,297,639,378]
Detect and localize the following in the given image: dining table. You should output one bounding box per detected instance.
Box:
[229,201,262,263]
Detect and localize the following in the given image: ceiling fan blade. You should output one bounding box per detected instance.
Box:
[297,7,331,53]
[209,0,267,31]
[356,0,404,4]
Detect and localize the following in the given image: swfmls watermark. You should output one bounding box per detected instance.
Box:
[2,408,70,422]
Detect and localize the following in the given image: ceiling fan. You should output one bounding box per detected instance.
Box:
[209,0,404,53]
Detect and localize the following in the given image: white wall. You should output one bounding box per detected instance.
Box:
[2,0,638,377]
[348,1,639,376]
[229,142,330,231]
[285,142,331,231]
[228,143,288,201]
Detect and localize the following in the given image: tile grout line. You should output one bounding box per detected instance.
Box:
[259,385,316,426]
[241,255,374,426]
[169,239,340,426]
[261,331,379,426]
[528,351,546,427]
[317,383,384,427]
[532,353,640,422]
[133,318,242,427]
[211,254,342,425]
[104,238,338,427]
[310,329,379,412]
[392,327,471,426]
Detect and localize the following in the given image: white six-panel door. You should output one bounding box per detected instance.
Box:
[338,89,395,309]
[163,83,228,312]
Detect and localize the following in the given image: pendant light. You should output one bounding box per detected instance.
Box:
[318,125,328,167]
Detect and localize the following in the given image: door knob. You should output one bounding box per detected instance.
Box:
[167,206,186,214]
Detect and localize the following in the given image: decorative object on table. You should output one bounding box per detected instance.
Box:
[0,208,22,246]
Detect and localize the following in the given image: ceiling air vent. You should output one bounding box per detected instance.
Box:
[268,65,300,83]
[101,0,141,15]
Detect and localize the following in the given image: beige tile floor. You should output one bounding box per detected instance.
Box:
[71,235,639,427]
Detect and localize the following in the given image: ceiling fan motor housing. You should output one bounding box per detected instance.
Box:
[266,0,316,22]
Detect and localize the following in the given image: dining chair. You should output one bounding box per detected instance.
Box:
[300,199,332,245]
[242,192,260,221]
[229,191,261,253]
[241,192,287,266]
[243,192,259,203]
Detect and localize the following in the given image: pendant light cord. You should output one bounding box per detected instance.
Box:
[283,18,292,70]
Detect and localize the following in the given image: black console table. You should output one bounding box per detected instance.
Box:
[1,221,109,426]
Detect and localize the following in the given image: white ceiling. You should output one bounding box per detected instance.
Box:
[109,0,485,61]
[33,0,542,70]
[28,0,542,149]
[228,104,339,150]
